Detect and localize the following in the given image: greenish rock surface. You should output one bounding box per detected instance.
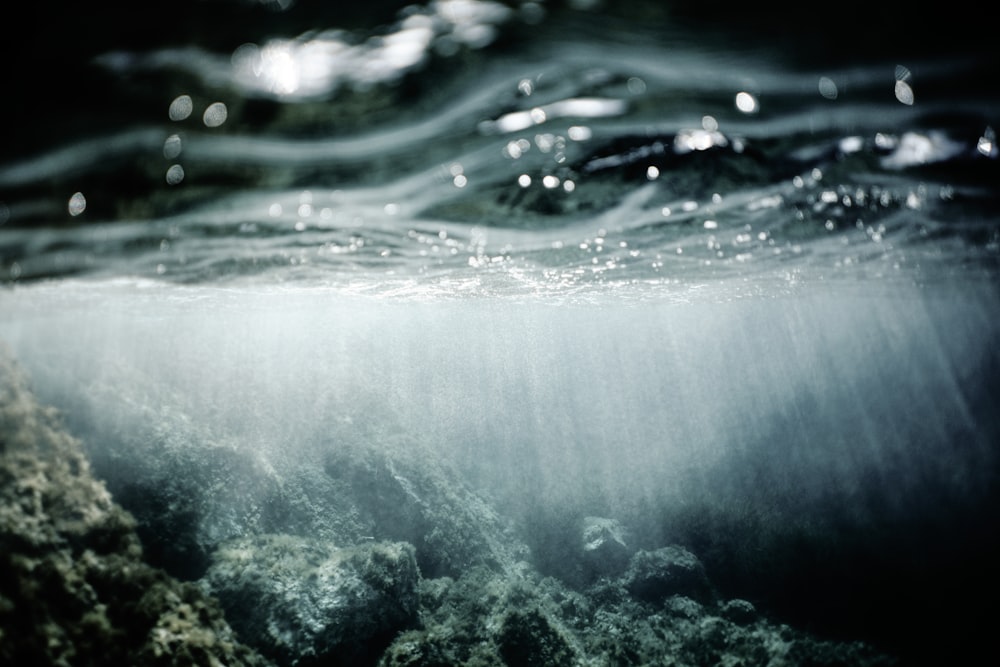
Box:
[62,367,528,583]
[323,437,530,578]
[622,546,715,604]
[378,566,585,667]
[0,344,901,666]
[378,563,898,667]
[579,515,633,583]
[203,534,420,666]
[0,346,273,667]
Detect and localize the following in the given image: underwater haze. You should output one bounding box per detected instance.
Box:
[2,1,999,666]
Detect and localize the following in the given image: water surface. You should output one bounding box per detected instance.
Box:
[1,2,998,665]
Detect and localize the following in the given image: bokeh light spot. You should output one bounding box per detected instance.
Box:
[978,126,997,157]
[818,77,838,99]
[165,164,185,185]
[168,95,193,121]
[163,134,183,159]
[894,65,914,105]
[68,192,86,216]
[735,91,758,114]
[626,76,646,94]
[203,102,229,127]
[894,80,914,105]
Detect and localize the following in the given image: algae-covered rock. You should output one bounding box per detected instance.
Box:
[74,385,300,581]
[0,342,901,667]
[202,533,420,667]
[579,516,633,582]
[720,598,758,625]
[379,566,585,667]
[496,607,578,667]
[0,345,272,667]
[568,579,896,667]
[69,367,527,584]
[621,545,715,604]
[324,437,529,578]
[377,556,899,667]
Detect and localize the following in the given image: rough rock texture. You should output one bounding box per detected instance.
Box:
[72,383,298,581]
[202,534,420,667]
[379,563,898,667]
[0,346,273,667]
[378,566,585,667]
[68,373,528,583]
[323,437,530,578]
[0,344,902,667]
[579,516,633,582]
[622,546,715,604]
[720,598,758,625]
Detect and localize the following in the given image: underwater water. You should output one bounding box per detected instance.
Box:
[2,1,999,665]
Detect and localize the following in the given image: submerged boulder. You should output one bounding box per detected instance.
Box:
[324,437,530,578]
[0,346,272,667]
[621,546,715,604]
[720,598,758,625]
[496,606,579,667]
[379,566,584,667]
[579,516,633,582]
[378,553,899,667]
[202,534,420,667]
[66,367,528,584]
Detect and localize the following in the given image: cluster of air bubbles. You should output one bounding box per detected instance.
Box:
[162,94,229,187]
[264,189,365,234]
[815,65,915,106]
[497,108,599,193]
[513,172,576,192]
[447,163,468,188]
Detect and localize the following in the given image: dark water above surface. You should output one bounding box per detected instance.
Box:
[1,2,999,665]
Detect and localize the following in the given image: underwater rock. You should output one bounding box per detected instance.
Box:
[68,367,528,583]
[579,515,633,581]
[61,372,297,580]
[0,346,272,667]
[69,377,394,580]
[378,566,584,667]
[109,435,287,580]
[720,598,758,625]
[379,555,898,667]
[621,545,715,604]
[324,437,530,578]
[574,575,896,666]
[0,343,899,666]
[202,534,420,667]
[496,606,579,667]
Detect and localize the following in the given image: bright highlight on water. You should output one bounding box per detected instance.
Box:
[0,2,997,666]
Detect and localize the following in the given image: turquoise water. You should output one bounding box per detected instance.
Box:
[1,2,999,665]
